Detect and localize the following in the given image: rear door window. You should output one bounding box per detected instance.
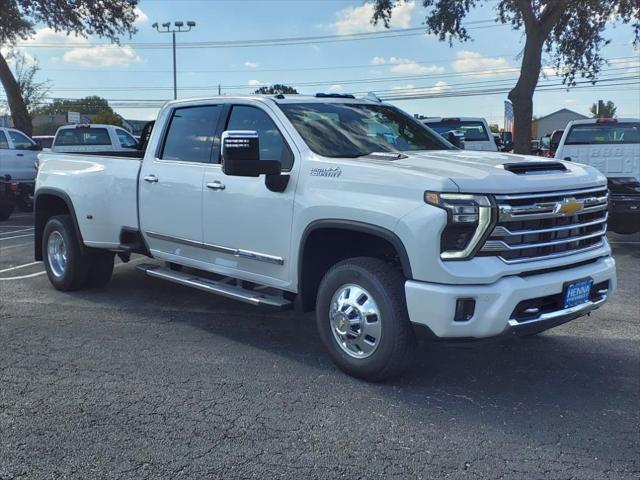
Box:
[565,123,640,145]
[55,128,111,146]
[0,131,8,149]
[160,105,222,163]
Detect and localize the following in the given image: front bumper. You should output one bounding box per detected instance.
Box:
[405,255,616,339]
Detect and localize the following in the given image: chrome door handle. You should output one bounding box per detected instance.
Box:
[206,181,226,191]
[16,153,24,157]
[143,174,158,183]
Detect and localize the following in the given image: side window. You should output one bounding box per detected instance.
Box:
[8,130,33,150]
[160,105,222,163]
[226,105,293,170]
[116,129,137,149]
[0,131,8,149]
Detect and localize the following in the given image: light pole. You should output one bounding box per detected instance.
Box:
[152,20,196,100]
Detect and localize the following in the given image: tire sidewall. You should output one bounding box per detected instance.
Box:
[316,261,409,380]
[42,216,86,291]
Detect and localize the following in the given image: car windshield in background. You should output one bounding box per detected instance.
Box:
[278,103,449,158]
[55,128,111,146]
[427,121,490,141]
[565,123,640,145]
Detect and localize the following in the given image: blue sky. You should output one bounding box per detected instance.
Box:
[9,0,640,123]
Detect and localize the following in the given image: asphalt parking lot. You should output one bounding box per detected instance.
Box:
[1,213,638,479]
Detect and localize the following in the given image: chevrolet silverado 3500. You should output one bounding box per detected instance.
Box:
[34,94,616,380]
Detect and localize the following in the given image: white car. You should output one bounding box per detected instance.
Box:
[34,94,615,380]
[51,124,139,153]
[421,117,498,152]
[555,118,640,234]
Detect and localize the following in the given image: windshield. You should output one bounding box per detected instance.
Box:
[565,123,640,145]
[426,120,490,141]
[278,102,449,158]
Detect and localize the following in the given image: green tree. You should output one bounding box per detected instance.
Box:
[34,96,113,116]
[371,0,639,154]
[489,123,500,134]
[7,51,50,115]
[590,100,617,118]
[254,84,299,95]
[0,0,139,135]
[93,110,123,126]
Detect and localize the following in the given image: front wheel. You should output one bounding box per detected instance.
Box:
[316,257,416,381]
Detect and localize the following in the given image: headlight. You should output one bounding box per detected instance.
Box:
[425,192,495,260]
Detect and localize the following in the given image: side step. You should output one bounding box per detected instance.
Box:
[137,264,292,310]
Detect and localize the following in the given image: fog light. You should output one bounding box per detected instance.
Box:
[454,298,475,322]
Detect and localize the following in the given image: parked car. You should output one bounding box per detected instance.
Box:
[33,135,55,150]
[422,117,498,152]
[34,94,615,380]
[500,131,513,152]
[51,124,139,153]
[555,118,640,234]
[545,129,564,158]
[0,127,41,218]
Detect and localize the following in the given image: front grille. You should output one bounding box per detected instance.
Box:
[479,186,609,263]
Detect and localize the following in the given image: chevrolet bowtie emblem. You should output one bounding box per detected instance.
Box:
[557,198,584,215]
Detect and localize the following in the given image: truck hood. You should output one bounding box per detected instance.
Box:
[390,150,607,193]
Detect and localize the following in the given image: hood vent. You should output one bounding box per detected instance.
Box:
[502,162,567,175]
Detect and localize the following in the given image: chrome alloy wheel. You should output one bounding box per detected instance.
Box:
[329,284,382,359]
[47,231,68,278]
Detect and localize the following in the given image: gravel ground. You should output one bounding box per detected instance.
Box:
[1,212,638,479]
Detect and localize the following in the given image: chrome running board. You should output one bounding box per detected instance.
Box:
[136,264,292,310]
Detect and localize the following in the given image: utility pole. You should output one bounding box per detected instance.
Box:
[152,21,196,100]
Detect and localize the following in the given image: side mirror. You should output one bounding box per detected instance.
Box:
[446,130,465,149]
[221,130,281,177]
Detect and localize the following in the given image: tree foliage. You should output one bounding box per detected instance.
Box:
[93,109,123,126]
[371,0,639,153]
[33,96,113,116]
[590,100,617,118]
[6,51,50,115]
[254,84,299,95]
[0,0,140,135]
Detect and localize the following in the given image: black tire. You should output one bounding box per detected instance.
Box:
[0,203,14,221]
[316,257,416,381]
[42,215,89,291]
[86,250,115,288]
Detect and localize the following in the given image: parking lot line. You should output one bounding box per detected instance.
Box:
[0,261,41,274]
[0,225,35,229]
[0,241,33,251]
[0,227,35,236]
[0,270,46,281]
[0,233,34,241]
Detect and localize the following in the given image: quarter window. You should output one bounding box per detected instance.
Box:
[8,130,34,150]
[161,105,222,163]
[116,129,138,149]
[0,131,8,149]
[226,106,293,170]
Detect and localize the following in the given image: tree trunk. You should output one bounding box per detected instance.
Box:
[508,31,544,155]
[0,51,32,136]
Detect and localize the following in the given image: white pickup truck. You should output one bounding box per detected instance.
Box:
[34,94,616,380]
[51,124,139,153]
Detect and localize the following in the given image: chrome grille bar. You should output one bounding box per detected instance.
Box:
[492,212,609,237]
[499,198,608,221]
[494,186,609,200]
[482,226,607,252]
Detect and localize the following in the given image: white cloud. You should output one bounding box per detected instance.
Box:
[244,61,259,68]
[451,51,515,77]
[370,56,445,75]
[391,80,450,95]
[21,27,141,68]
[328,84,343,93]
[248,79,262,86]
[62,44,141,67]
[134,7,148,24]
[332,1,414,35]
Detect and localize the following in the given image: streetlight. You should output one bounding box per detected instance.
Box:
[152,20,196,100]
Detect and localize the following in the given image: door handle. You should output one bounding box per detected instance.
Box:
[206,181,226,191]
[143,174,159,183]
[16,153,24,157]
